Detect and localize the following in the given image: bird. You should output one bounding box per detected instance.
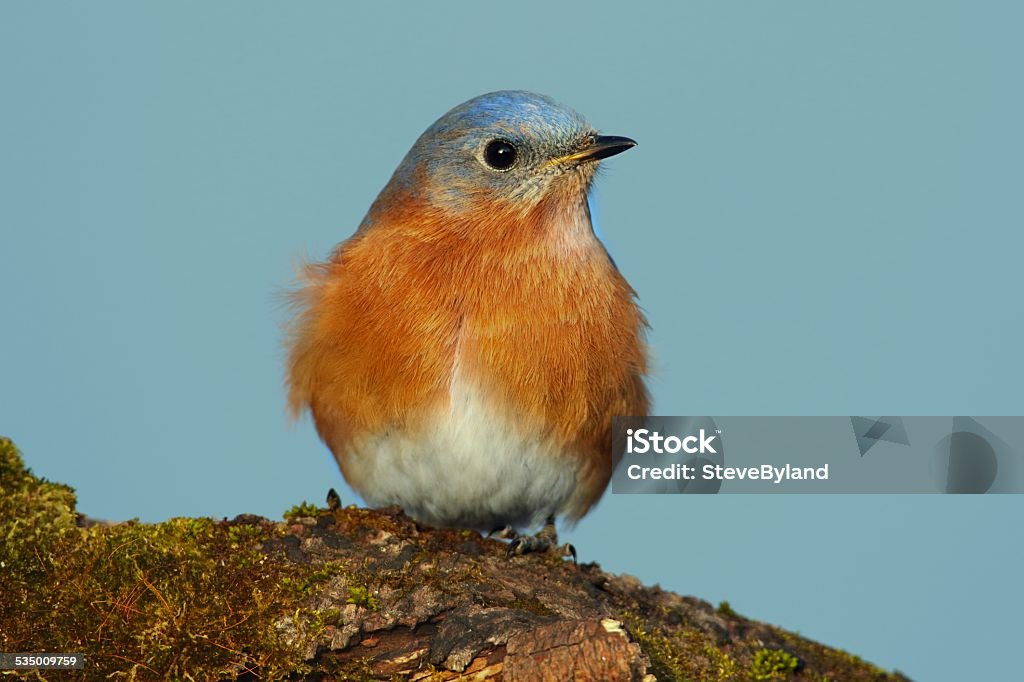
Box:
[286,90,648,555]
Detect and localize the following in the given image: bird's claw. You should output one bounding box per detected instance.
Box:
[488,525,518,540]
[500,517,577,564]
[505,537,525,557]
[325,488,342,511]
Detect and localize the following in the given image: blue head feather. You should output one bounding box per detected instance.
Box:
[378,91,598,214]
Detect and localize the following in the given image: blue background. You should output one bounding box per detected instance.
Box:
[2,3,1021,679]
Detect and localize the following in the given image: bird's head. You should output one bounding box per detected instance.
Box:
[368,91,635,225]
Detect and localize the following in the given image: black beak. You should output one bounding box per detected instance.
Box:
[584,135,638,161]
[557,135,638,165]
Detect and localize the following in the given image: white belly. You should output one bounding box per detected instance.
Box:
[342,377,581,531]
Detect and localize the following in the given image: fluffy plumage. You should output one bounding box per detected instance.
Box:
[287,91,648,531]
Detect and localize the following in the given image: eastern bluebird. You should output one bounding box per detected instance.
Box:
[287,91,648,554]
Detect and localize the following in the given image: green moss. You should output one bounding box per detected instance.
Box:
[346,585,379,610]
[826,647,889,677]
[773,628,899,680]
[283,501,320,520]
[750,648,799,680]
[623,614,691,682]
[0,438,79,565]
[0,438,337,679]
[702,643,739,681]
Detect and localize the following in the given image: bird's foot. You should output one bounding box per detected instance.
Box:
[490,516,576,564]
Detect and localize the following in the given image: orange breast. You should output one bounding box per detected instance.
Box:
[287,193,649,517]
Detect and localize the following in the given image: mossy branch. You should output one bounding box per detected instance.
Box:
[0,438,910,681]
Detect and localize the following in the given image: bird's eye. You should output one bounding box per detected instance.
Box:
[483,139,518,171]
